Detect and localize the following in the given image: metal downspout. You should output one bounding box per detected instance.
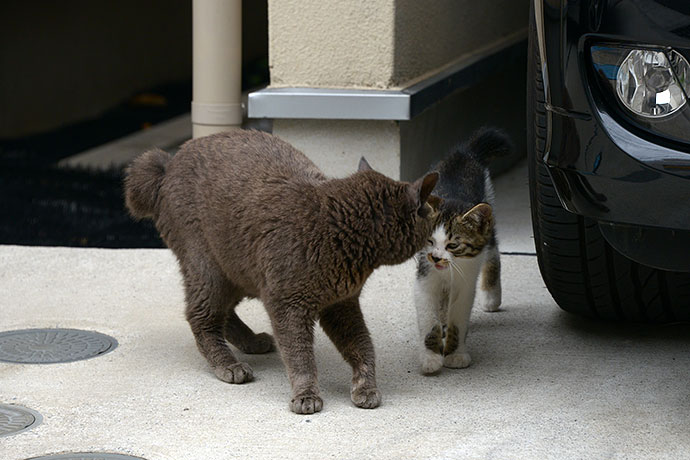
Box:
[192,0,243,138]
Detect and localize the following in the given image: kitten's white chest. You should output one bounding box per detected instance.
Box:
[415,250,485,320]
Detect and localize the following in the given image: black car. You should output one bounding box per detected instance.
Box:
[527,0,690,322]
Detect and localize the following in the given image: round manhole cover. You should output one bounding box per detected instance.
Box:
[0,329,118,364]
[0,404,43,437]
[27,455,146,460]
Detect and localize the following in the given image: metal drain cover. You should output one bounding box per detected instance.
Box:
[0,329,117,364]
[27,455,146,460]
[0,404,42,437]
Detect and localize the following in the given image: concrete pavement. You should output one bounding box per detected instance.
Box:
[2,160,690,460]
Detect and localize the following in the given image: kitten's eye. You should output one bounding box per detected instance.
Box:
[446,243,459,250]
[427,239,434,246]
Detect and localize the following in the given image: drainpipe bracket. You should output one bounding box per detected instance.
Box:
[191,101,243,126]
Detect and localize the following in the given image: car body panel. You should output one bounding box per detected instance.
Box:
[535,0,690,270]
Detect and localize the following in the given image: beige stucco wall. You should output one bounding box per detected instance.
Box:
[268,0,528,89]
[391,0,528,86]
[268,1,528,181]
[268,0,396,89]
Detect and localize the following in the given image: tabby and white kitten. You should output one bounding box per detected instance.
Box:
[414,127,511,374]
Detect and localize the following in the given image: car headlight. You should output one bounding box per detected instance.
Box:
[590,44,690,143]
[616,49,690,118]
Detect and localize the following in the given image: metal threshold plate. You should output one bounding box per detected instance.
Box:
[0,329,118,364]
[27,455,146,460]
[0,404,43,437]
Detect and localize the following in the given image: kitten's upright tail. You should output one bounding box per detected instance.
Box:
[468,127,513,166]
[123,148,172,219]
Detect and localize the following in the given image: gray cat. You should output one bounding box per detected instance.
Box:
[414,127,510,374]
[124,130,439,414]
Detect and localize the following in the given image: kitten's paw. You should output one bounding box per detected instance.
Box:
[290,393,323,414]
[443,352,472,369]
[351,386,381,409]
[420,349,443,375]
[478,288,502,312]
[214,362,254,384]
[240,332,275,354]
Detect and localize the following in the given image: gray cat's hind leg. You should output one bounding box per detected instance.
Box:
[319,297,381,409]
[182,257,253,384]
[224,307,275,354]
[478,243,502,312]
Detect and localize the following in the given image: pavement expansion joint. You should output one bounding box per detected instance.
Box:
[26,454,147,460]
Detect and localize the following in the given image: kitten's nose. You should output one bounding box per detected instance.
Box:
[431,255,441,263]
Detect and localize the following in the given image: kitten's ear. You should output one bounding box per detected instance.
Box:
[459,203,493,236]
[358,157,374,172]
[408,172,439,216]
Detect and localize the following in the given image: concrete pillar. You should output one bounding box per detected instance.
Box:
[274,120,401,179]
[266,0,529,179]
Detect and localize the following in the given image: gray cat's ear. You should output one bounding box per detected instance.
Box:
[460,203,493,235]
[420,194,443,220]
[426,194,443,212]
[426,194,443,211]
[358,157,374,172]
[418,172,439,204]
[409,172,439,215]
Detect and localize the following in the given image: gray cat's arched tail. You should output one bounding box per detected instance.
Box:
[123,148,172,219]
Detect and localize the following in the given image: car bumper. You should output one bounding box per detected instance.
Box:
[537,0,690,271]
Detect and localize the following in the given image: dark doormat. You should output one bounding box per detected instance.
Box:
[0,82,194,248]
[0,162,164,248]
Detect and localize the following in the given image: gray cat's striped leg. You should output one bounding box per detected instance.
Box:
[320,297,381,409]
[478,244,502,312]
[413,278,444,374]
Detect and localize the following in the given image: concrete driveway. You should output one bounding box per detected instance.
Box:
[2,161,689,460]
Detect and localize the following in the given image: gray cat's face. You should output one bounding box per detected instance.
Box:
[422,203,493,271]
[356,164,440,266]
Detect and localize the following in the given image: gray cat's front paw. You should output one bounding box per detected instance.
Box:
[240,332,275,354]
[443,352,471,369]
[351,386,381,409]
[290,393,323,414]
[214,362,254,384]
